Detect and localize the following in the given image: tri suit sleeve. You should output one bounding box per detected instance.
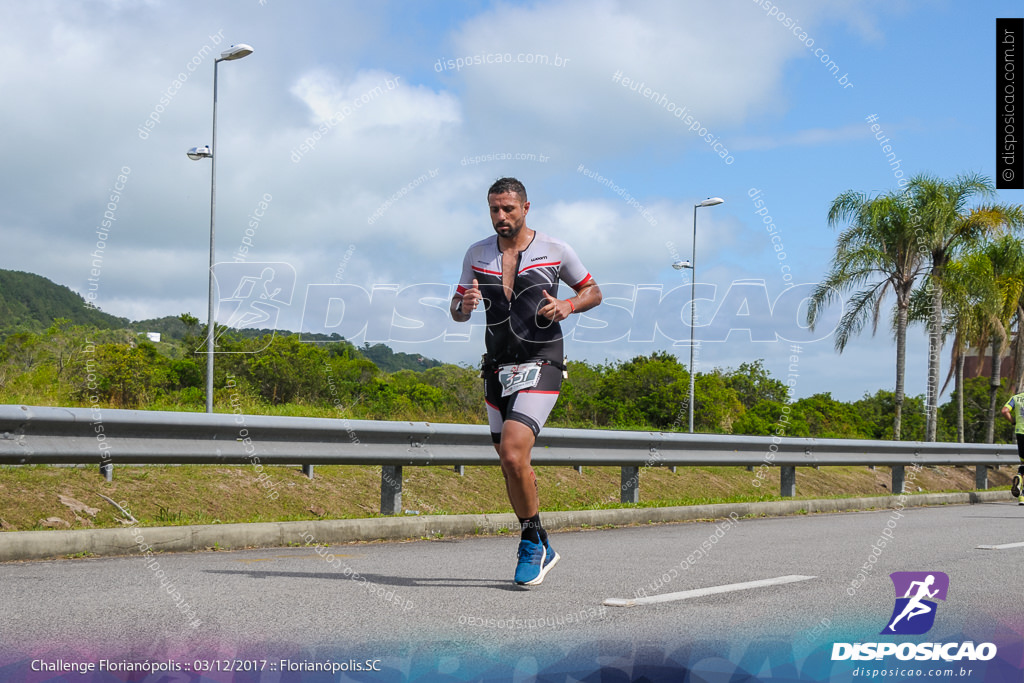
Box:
[455,248,474,300]
[558,242,592,291]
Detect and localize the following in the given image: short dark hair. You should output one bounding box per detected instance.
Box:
[487,177,527,204]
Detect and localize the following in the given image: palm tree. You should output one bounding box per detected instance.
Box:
[922,236,1024,442]
[1009,305,1024,395]
[807,190,924,440]
[976,237,1024,442]
[922,259,985,443]
[904,173,1024,441]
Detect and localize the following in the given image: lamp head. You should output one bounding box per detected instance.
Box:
[698,197,724,207]
[672,259,693,270]
[187,145,212,160]
[219,44,254,61]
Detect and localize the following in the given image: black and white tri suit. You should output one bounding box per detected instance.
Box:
[455,230,593,442]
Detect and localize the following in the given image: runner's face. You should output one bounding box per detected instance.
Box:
[489,192,529,239]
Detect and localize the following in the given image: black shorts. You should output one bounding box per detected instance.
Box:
[484,362,562,443]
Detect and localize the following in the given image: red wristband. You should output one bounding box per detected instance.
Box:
[568,299,575,314]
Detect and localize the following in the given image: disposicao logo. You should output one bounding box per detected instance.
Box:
[831,571,997,662]
[881,571,948,635]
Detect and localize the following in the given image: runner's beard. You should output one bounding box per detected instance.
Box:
[495,222,522,239]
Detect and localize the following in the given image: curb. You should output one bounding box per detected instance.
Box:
[0,490,1009,562]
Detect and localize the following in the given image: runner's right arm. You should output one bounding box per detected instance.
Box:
[451,250,480,322]
[1002,396,1017,423]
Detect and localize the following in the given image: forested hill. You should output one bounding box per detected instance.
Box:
[0,269,443,373]
[0,269,128,334]
[359,343,443,372]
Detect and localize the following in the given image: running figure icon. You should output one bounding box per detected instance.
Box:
[881,571,949,635]
[887,574,939,631]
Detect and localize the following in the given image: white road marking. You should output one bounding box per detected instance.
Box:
[603,574,816,607]
[976,541,1024,550]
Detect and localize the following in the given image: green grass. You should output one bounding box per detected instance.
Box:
[0,461,1010,532]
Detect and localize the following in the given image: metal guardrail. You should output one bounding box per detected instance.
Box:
[0,405,1018,514]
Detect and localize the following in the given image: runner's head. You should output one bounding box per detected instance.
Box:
[487,177,527,204]
[488,177,529,240]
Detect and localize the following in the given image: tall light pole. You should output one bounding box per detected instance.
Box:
[187,43,253,413]
[673,197,724,432]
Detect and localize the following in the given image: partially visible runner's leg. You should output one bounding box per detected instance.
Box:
[489,366,562,585]
[499,421,548,584]
[1014,434,1024,504]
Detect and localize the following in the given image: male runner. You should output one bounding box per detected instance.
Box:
[451,177,602,585]
[1000,391,1024,505]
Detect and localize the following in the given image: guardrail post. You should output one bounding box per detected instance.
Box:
[574,465,583,473]
[891,465,905,494]
[780,466,796,497]
[454,465,464,476]
[381,466,403,515]
[976,465,988,490]
[302,465,314,479]
[100,463,112,482]
[621,466,639,504]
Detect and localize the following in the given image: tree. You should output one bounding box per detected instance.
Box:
[807,190,924,440]
[693,371,744,433]
[966,236,1024,442]
[904,172,1024,441]
[548,360,607,428]
[732,400,810,437]
[42,318,89,379]
[791,393,872,439]
[854,390,927,441]
[721,360,789,410]
[596,352,690,429]
[940,375,1013,444]
[241,335,330,404]
[918,255,989,443]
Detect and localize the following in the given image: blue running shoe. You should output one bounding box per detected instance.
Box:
[540,536,560,581]
[514,538,546,585]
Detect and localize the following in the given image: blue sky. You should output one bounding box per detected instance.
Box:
[0,0,1020,403]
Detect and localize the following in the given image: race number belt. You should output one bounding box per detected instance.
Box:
[497,361,543,397]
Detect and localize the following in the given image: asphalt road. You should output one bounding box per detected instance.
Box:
[2,501,1023,681]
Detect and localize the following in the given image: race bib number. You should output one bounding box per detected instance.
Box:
[498,362,543,397]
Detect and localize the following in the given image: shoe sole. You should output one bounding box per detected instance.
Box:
[515,546,547,586]
[518,549,560,587]
[538,550,560,583]
[1013,476,1023,498]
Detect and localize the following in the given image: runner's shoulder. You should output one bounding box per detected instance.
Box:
[530,230,573,251]
[464,235,497,254]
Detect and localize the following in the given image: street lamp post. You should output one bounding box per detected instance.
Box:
[187,43,253,413]
[673,197,724,432]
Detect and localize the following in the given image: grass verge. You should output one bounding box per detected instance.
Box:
[0,462,1010,532]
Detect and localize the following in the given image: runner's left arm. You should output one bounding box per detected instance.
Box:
[538,242,602,321]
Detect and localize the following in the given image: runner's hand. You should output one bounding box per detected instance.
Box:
[461,278,481,315]
[539,289,570,322]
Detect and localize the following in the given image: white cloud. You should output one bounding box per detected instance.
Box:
[290,69,461,132]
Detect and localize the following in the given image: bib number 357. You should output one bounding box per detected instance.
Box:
[498,362,542,397]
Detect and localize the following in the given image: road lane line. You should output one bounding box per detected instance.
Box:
[604,575,816,607]
[976,541,1024,550]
